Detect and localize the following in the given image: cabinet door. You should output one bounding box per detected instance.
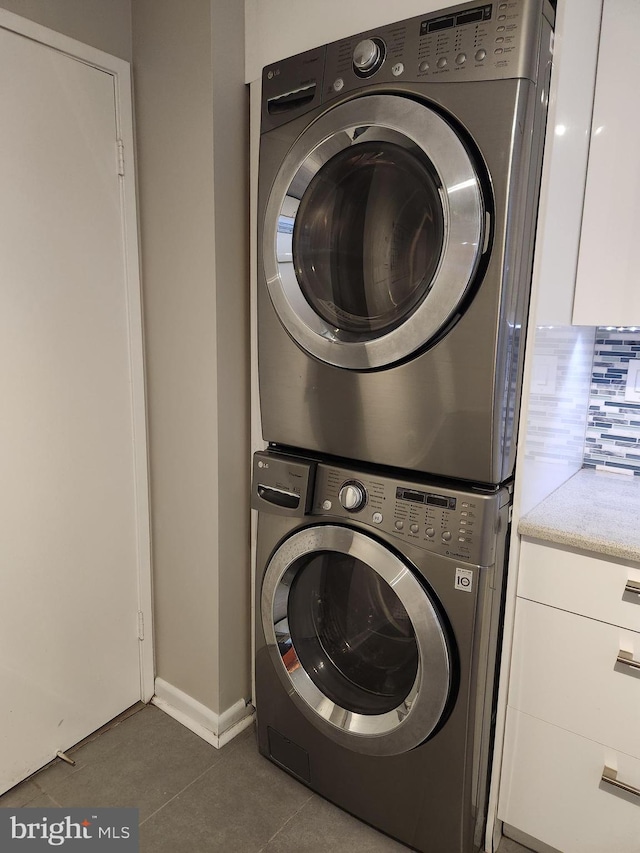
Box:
[519,539,640,631]
[573,0,640,325]
[509,598,640,760]
[533,0,601,326]
[499,708,640,853]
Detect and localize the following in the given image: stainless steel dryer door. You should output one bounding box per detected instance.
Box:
[263,94,485,370]
[261,525,453,756]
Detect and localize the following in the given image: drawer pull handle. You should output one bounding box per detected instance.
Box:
[625,579,640,596]
[616,650,640,671]
[601,766,640,799]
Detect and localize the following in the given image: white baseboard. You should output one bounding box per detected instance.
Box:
[151,677,254,749]
[502,823,562,853]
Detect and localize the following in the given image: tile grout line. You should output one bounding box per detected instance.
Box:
[138,732,250,828]
[19,787,64,809]
[137,761,222,827]
[256,791,315,853]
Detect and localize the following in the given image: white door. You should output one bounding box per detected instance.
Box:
[0,19,152,794]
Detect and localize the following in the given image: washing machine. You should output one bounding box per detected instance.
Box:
[252,449,512,852]
[257,0,554,485]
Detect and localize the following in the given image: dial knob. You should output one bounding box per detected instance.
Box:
[353,38,383,74]
[339,481,367,512]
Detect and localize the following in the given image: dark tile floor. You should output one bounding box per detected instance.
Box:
[0,704,531,853]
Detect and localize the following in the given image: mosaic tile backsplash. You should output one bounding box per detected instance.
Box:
[584,328,640,476]
[524,325,595,470]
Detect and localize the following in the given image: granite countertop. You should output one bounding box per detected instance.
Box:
[519,467,640,563]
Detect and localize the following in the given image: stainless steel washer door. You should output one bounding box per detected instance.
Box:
[261,525,453,756]
[263,94,485,370]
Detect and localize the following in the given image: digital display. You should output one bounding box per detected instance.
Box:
[426,495,448,508]
[399,489,426,503]
[421,5,492,36]
[457,10,485,25]
[396,488,456,509]
[427,16,454,33]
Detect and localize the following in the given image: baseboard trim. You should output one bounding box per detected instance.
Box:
[502,823,563,853]
[151,678,254,749]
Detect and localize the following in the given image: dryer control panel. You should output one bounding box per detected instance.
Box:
[262,0,554,132]
[252,451,512,567]
[323,0,553,98]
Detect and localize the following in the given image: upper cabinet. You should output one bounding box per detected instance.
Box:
[533,0,602,327]
[573,0,640,326]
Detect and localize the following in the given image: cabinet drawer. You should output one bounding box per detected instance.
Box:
[509,598,640,759]
[519,538,640,630]
[499,708,640,853]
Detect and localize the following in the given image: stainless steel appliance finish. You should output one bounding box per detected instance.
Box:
[253,450,512,852]
[258,0,554,484]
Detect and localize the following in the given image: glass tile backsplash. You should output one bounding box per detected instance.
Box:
[524,325,594,471]
[584,328,640,476]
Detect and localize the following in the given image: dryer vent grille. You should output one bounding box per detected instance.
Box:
[268,727,311,783]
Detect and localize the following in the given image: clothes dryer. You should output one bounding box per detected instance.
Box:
[258,0,554,484]
[253,449,512,852]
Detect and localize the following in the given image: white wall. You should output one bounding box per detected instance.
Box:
[0,0,132,60]
[132,0,251,734]
[211,2,252,718]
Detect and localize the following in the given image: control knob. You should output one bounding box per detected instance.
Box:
[353,38,385,75]
[339,480,367,512]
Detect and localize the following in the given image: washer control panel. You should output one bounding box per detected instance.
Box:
[312,462,511,567]
[252,450,512,566]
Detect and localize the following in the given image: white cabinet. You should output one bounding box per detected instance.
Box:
[501,710,640,853]
[518,541,640,630]
[573,0,640,325]
[533,0,602,326]
[509,599,640,759]
[499,538,640,853]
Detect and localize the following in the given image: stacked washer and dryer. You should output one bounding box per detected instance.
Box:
[252,2,554,851]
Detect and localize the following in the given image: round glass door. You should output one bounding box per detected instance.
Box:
[263,94,486,370]
[261,525,453,756]
[288,549,419,716]
[293,140,445,337]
